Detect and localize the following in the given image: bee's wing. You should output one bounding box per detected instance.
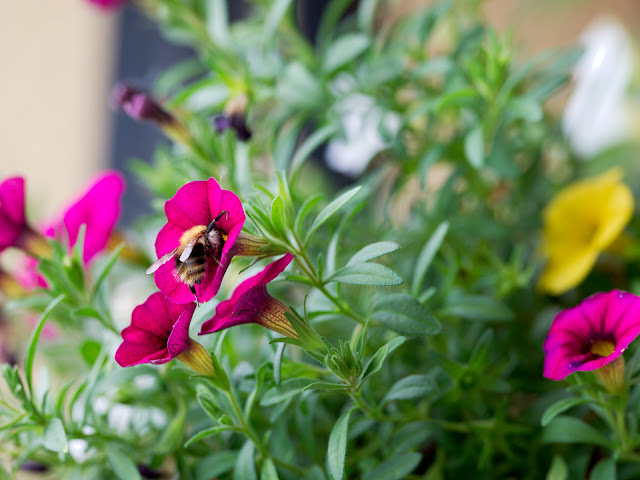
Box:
[146,249,178,274]
[179,237,199,262]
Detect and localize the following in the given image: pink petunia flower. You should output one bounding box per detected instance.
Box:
[13,172,125,291]
[116,292,218,377]
[543,290,640,388]
[45,171,125,265]
[0,177,47,256]
[150,178,245,304]
[199,254,297,338]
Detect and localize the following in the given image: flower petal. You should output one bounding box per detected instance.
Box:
[165,181,211,231]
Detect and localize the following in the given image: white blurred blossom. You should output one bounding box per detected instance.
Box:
[563,17,634,158]
[325,93,401,177]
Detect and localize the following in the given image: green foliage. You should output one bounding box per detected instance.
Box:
[3,0,640,479]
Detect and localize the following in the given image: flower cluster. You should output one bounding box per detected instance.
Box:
[116,178,295,373]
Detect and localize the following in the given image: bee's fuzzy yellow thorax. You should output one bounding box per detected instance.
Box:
[180,225,207,245]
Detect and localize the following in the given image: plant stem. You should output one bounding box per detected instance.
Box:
[225,387,306,476]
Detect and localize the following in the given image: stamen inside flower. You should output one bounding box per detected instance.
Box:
[590,339,615,357]
[180,225,207,245]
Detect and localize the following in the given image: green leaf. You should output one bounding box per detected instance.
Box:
[545,455,568,480]
[372,294,441,335]
[80,340,102,366]
[542,416,610,447]
[357,0,380,35]
[323,33,371,74]
[273,342,286,385]
[205,0,229,46]
[329,263,403,286]
[541,397,590,427]
[106,445,142,480]
[306,186,361,243]
[194,451,238,480]
[367,452,422,480]
[294,194,323,237]
[184,425,237,447]
[317,0,353,49]
[328,407,356,480]
[91,242,125,301]
[260,378,317,406]
[411,221,448,296]
[264,0,293,40]
[347,242,400,266]
[590,458,616,480]
[302,381,348,392]
[464,126,484,169]
[291,124,339,176]
[43,417,67,453]
[261,458,280,480]
[234,441,257,480]
[382,375,437,404]
[25,295,65,396]
[359,336,406,384]
[440,295,513,322]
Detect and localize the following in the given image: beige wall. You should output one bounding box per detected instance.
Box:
[0,0,117,220]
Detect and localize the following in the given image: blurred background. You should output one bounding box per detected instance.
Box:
[1,0,638,224]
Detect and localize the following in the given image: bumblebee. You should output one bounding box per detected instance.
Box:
[147,211,227,297]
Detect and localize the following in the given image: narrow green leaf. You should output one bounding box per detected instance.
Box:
[91,242,125,301]
[357,0,380,35]
[328,263,403,286]
[261,458,280,480]
[106,445,142,480]
[306,186,361,243]
[205,0,230,46]
[440,295,513,322]
[260,378,317,406]
[542,416,610,447]
[411,222,448,296]
[382,375,437,404]
[541,397,590,427]
[184,425,237,447]
[264,0,293,40]
[43,418,67,453]
[328,407,356,480]
[347,242,400,266]
[302,381,348,392]
[194,451,238,480]
[291,124,339,177]
[25,295,65,396]
[234,441,257,480]
[323,34,371,74]
[464,126,484,169]
[368,452,422,480]
[359,336,406,383]
[546,455,568,480]
[372,294,441,335]
[590,458,616,480]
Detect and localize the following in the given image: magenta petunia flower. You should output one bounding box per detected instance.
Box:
[543,290,640,382]
[116,292,216,376]
[45,171,125,265]
[0,177,43,255]
[199,253,297,338]
[150,178,245,304]
[115,292,196,366]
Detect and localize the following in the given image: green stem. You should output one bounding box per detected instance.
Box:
[225,388,306,476]
[292,241,366,325]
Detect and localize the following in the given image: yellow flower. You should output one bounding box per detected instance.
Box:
[538,168,634,295]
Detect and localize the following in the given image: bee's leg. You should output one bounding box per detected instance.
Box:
[207,210,229,233]
[189,284,198,302]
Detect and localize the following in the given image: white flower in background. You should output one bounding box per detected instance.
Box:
[325,93,401,177]
[563,17,634,158]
